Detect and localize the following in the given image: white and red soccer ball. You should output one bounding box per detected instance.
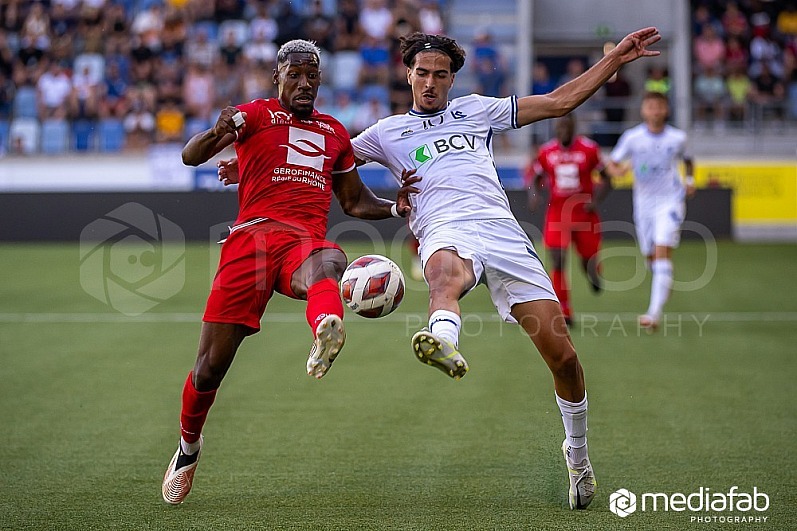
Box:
[340,255,405,318]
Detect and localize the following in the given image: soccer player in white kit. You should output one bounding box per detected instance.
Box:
[608,92,695,331]
[351,29,662,510]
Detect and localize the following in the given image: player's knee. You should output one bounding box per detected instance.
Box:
[193,352,227,391]
[549,344,581,380]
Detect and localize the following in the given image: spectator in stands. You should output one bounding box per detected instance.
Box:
[333,0,364,53]
[644,65,670,95]
[0,31,14,80]
[360,0,394,41]
[329,89,360,134]
[186,27,218,69]
[304,0,335,53]
[248,2,279,47]
[274,2,305,46]
[37,61,72,120]
[694,24,726,74]
[778,2,797,39]
[694,64,727,126]
[472,29,506,97]
[693,4,722,37]
[99,61,129,119]
[358,36,391,88]
[532,61,557,95]
[102,2,129,52]
[183,63,215,122]
[219,28,244,67]
[21,2,51,51]
[726,64,752,123]
[69,62,101,120]
[749,61,786,119]
[725,35,749,74]
[750,25,784,79]
[352,94,390,135]
[155,97,185,143]
[419,0,445,35]
[722,1,749,40]
[124,86,156,150]
[388,60,413,114]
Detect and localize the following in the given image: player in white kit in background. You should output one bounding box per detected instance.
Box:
[351,29,662,510]
[608,91,695,331]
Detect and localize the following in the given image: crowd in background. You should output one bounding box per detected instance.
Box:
[688,0,797,127]
[0,0,446,154]
[1,0,796,155]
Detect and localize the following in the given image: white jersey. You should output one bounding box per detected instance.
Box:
[609,124,688,210]
[351,94,519,238]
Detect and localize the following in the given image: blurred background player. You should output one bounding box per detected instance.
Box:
[608,91,695,331]
[526,114,612,325]
[162,40,412,505]
[351,28,662,510]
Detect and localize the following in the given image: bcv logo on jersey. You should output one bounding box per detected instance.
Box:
[281,127,331,171]
[409,134,478,168]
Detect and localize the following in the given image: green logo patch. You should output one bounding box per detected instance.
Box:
[410,145,432,167]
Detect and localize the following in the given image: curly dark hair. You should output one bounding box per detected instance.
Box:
[399,32,466,73]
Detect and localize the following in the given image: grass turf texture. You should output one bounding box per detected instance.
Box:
[1,241,795,530]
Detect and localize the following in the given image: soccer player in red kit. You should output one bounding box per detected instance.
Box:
[526,114,612,325]
[161,40,416,505]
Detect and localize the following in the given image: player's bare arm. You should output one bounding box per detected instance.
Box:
[333,168,418,219]
[584,169,614,213]
[516,27,661,126]
[182,107,247,166]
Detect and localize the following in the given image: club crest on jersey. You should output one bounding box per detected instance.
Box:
[269,109,292,125]
[401,128,414,137]
[281,127,330,171]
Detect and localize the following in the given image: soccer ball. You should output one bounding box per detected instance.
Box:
[340,255,405,318]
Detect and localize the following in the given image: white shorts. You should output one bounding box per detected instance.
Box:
[634,199,686,256]
[418,218,558,323]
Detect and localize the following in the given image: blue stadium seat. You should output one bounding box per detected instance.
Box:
[72,119,96,152]
[12,86,38,119]
[98,118,126,152]
[0,119,9,154]
[183,117,211,142]
[41,119,70,154]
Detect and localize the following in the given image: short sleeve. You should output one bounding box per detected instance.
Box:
[351,122,388,166]
[234,100,263,143]
[333,132,357,174]
[473,94,518,132]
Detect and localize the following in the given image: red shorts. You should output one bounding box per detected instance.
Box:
[203,220,343,333]
[543,201,601,259]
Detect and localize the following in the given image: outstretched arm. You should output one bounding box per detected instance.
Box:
[333,168,419,220]
[516,27,661,127]
[182,106,246,166]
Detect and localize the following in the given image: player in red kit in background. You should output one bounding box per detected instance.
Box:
[526,114,612,325]
[162,40,416,505]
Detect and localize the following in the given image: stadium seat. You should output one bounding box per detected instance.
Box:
[0,119,9,154]
[41,119,70,154]
[72,120,96,152]
[12,86,38,120]
[98,118,126,152]
[183,117,211,142]
[8,118,41,154]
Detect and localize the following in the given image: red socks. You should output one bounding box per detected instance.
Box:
[552,269,571,318]
[305,278,343,336]
[179,372,217,444]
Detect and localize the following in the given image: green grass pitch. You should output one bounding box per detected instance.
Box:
[1,240,795,530]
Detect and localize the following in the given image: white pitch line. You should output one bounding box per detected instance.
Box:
[0,312,797,324]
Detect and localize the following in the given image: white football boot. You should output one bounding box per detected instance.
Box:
[562,439,597,509]
[307,314,346,379]
[162,436,203,505]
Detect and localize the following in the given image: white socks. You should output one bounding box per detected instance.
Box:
[181,437,201,455]
[647,258,673,319]
[556,393,588,464]
[429,309,461,348]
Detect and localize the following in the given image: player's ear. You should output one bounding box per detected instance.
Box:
[272,69,279,85]
[406,67,412,85]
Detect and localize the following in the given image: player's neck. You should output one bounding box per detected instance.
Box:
[645,122,666,134]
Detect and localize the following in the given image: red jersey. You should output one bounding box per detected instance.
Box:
[528,136,604,205]
[233,98,356,239]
